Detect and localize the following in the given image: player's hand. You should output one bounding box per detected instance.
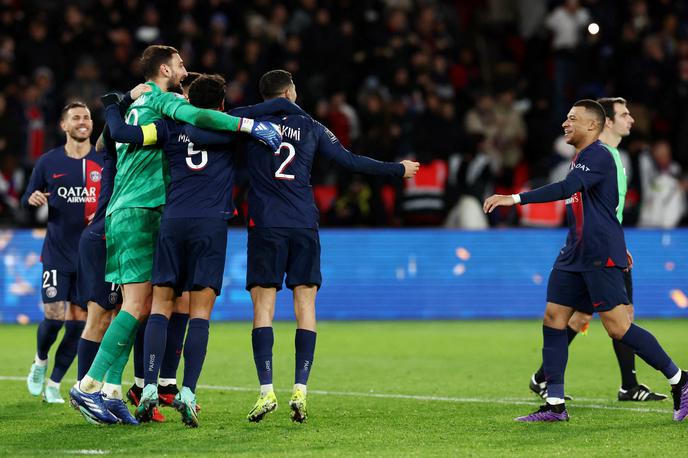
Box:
[100,92,122,108]
[130,83,152,100]
[240,118,282,151]
[483,194,517,213]
[27,191,50,207]
[400,160,420,178]
[625,250,634,271]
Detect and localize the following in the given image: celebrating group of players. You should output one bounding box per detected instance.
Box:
[23,44,420,427]
[23,43,688,428]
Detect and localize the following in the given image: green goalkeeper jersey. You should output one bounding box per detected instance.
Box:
[107,82,242,215]
[602,143,627,224]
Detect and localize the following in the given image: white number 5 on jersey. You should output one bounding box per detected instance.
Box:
[275,142,296,180]
[186,142,208,170]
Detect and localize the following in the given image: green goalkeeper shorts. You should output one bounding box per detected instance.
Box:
[105,207,162,284]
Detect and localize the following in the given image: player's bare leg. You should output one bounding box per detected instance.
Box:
[598,305,687,420]
[247,286,278,422]
[290,285,317,423]
[172,288,215,427]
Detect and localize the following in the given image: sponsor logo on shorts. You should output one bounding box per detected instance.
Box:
[108,291,119,304]
[90,171,101,182]
[46,286,57,299]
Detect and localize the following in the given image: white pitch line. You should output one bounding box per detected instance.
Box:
[1,375,671,415]
[62,450,110,455]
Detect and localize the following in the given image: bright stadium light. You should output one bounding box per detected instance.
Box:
[588,22,600,35]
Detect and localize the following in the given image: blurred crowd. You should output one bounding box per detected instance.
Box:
[1,0,688,228]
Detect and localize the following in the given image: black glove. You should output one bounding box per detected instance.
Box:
[101,92,122,108]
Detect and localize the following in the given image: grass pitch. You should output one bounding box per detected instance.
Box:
[0,320,686,456]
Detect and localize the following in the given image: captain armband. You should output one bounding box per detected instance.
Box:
[141,123,158,146]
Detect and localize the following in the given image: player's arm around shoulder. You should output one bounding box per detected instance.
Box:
[170,96,282,150]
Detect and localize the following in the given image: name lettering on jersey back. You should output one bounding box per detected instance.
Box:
[279,125,301,142]
[572,163,590,172]
[57,186,97,203]
[178,133,191,144]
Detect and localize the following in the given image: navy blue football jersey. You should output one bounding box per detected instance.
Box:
[230,104,404,229]
[553,140,628,271]
[158,119,237,219]
[104,102,238,220]
[22,146,104,271]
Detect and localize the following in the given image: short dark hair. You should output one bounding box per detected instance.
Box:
[61,101,89,120]
[188,74,226,109]
[259,69,293,100]
[596,97,627,121]
[573,99,605,133]
[182,72,202,90]
[140,45,179,80]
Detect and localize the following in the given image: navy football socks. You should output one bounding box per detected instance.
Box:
[612,339,638,389]
[182,318,209,393]
[134,318,147,381]
[252,327,274,385]
[143,314,168,386]
[77,337,100,381]
[50,320,84,383]
[534,326,577,384]
[620,323,679,379]
[36,318,63,360]
[542,325,568,401]
[295,329,316,385]
[160,312,189,380]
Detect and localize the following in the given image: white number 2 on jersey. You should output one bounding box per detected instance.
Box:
[186,142,208,170]
[274,142,296,180]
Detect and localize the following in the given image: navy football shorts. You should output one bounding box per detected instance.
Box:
[41,264,78,305]
[547,267,629,313]
[152,217,228,296]
[75,231,122,311]
[246,227,322,291]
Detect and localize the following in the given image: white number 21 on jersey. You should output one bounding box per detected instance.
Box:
[275,142,296,180]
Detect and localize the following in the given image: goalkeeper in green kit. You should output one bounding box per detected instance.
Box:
[70,45,282,425]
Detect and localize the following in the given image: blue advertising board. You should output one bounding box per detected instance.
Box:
[1,229,686,323]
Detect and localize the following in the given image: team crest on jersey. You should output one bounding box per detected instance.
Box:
[46,286,57,299]
[90,171,101,182]
[108,291,119,304]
